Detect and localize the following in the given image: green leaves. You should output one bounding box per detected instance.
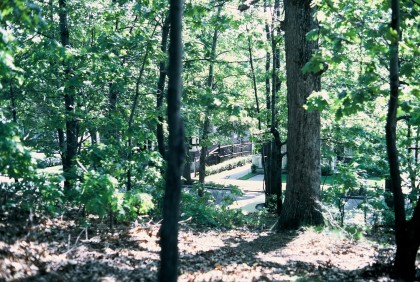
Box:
[0,115,35,179]
[81,170,119,218]
[302,53,327,74]
[305,90,330,112]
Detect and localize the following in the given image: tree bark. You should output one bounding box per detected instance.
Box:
[59,0,78,191]
[278,0,323,229]
[157,17,170,159]
[158,0,185,279]
[386,0,420,280]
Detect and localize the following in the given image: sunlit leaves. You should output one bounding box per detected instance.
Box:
[305,90,330,112]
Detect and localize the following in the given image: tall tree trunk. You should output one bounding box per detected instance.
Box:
[158,0,185,279]
[198,6,222,184]
[247,30,261,131]
[278,0,323,229]
[386,0,420,280]
[157,17,170,159]
[263,0,283,213]
[59,0,78,191]
[262,2,271,195]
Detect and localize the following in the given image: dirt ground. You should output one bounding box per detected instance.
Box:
[1,209,415,282]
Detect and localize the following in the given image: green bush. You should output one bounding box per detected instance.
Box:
[205,156,252,176]
[125,192,155,216]
[0,174,65,215]
[78,170,157,221]
[180,183,246,228]
[80,171,120,218]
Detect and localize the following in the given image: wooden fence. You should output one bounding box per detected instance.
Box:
[190,142,252,168]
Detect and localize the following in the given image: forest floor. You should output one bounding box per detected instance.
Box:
[0,209,408,282]
[1,167,419,281]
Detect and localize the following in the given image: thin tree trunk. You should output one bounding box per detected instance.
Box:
[198,6,222,185]
[128,25,158,128]
[247,30,261,131]
[386,0,420,280]
[278,0,323,229]
[262,2,271,194]
[158,0,185,278]
[125,25,157,190]
[183,149,193,185]
[264,0,283,212]
[59,0,78,191]
[9,82,17,123]
[157,17,170,159]
[105,82,118,143]
[198,117,210,184]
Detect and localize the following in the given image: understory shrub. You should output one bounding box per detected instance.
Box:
[79,170,157,222]
[181,183,245,228]
[0,174,65,215]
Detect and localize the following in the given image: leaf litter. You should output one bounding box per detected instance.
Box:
[0,210,417,281]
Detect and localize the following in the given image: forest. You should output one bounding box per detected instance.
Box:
[0,0,419,281]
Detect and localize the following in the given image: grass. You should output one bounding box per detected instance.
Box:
[238,172,289,182]
[238,172,259,180]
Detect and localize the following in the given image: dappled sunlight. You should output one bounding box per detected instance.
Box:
[258,229,377,271]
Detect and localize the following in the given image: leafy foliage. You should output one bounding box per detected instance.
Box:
[0,116,34,179]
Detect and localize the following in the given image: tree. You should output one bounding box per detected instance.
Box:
[278,0,324,229]
[158,0,185,279]
[386,0,420,280]
[156,16,170,159]
[58,0,78,191]
[197,4,223,185]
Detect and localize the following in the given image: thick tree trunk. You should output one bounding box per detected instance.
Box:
[59,0,78,191]
[386,0,420,280]
[158,0,185,279]
[157,17,170,159]
[278,0,323,229]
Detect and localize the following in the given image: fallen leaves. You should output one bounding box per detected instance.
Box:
[0,210,413,282]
